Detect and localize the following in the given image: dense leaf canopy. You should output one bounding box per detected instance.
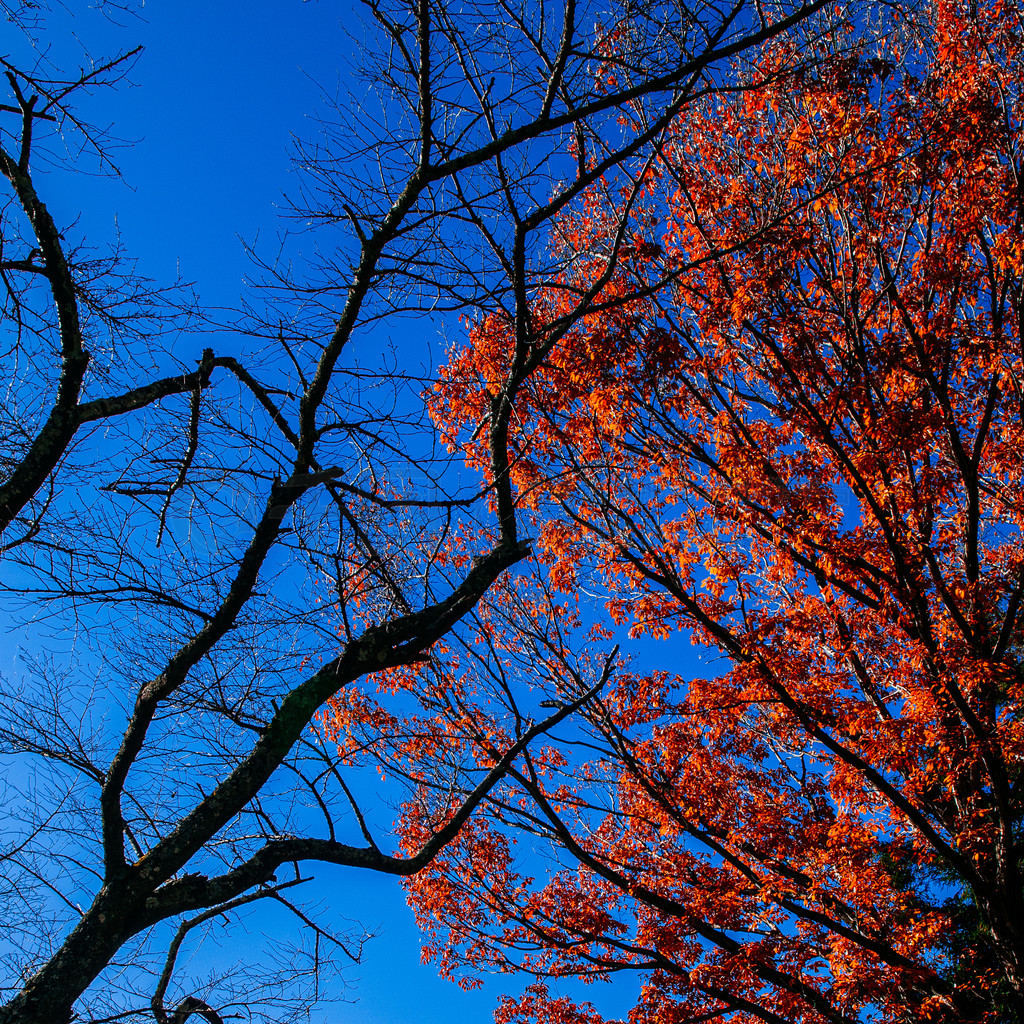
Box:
[322,2,1024,1020]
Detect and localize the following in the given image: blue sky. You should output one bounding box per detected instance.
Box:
[4,3,649,1022]
[44,1,351,315]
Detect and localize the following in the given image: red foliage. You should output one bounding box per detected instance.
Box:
[332,2,1024,1020]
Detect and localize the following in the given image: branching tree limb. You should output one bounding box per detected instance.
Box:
[0,0,837,1021]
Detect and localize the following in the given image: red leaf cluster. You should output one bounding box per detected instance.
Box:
[340,3,1024,1020]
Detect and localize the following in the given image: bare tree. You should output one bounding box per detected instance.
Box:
[0,0,834,1021]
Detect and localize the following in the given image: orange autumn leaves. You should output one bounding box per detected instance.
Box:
[327,2,1024,1020]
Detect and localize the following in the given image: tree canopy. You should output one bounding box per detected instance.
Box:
[0,1,843,1022]
[359,1,1024,1020]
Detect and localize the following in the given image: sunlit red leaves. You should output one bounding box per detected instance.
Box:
[327,1,1024,1020]
[495,985,612,1024]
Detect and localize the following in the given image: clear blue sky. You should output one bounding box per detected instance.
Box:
[11,4,646,1023]
[47,1,352,316]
